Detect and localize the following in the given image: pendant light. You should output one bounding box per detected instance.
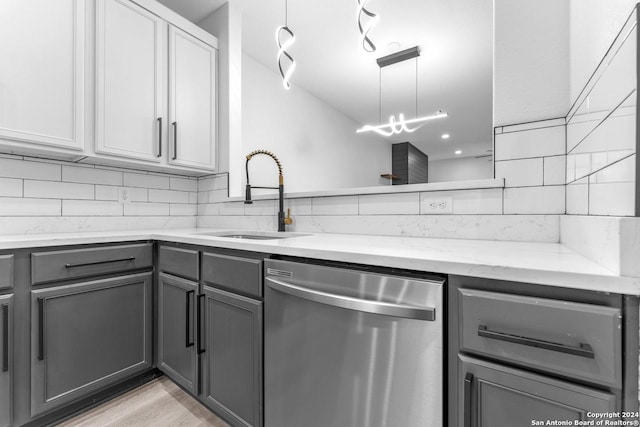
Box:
[276,0,296,90]
[356,0,378,52]
[357,46,448,136]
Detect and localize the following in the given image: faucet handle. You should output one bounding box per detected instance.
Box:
[284,208,293,225]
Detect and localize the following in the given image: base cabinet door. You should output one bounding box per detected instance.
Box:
[0,295,12,427]
[459,355,617,427]
[157,273,198,395]
[200,286,262,427]
[30,273,153,416]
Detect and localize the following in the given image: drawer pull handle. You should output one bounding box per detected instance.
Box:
[157,117,163,157]
[197,294,205,355]
[64,257,136,269]
[2,304,8,372]
[464,372,473,427]
[186,290,194,348]
[37,298,45,361]
[172,122,178,160]
[477,324,595,359]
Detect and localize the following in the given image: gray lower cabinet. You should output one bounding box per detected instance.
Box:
[157,272,199,395]
[30,272,153,416]
[200,285,263,427]
[0,294,12,427]
[460,355,617,427]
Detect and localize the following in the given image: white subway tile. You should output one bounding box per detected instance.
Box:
[494,126,565,161]
[148,189,190,203]
[124,202,170,216]
[543,155,566,186]
[0,198,60,216]
[502,118,566,133]
[566,179,589,215]
[123,172,170,189]
[244,200,276,216]
[0,178,22,197]
[503,186,565,214]
[420,189,503,215]
[198,175,228,192]
[170,177,198,192]
[360,193,420,215]
[0,158,61,181]
[589,182,635,216]
[62,200,122,216]
[218,201,245,216]
[285,198,312,216]
[198,191,209,204]
[494,158,543,187]
[589,154,634,184]
[312,196,359,215]
[189,192,198,204]
[207,189,228,203]
[24,180,94,200]
[95,186,148,202]
[170,204,197,216]
[198,203,219,216]
[62,166,122,186]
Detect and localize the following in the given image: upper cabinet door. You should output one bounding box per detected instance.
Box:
[96,0,165,162]
[0,0,85,151]
[169,26,217,171]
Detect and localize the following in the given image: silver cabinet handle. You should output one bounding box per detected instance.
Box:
[2,304,8,372]
[265,277,436,321]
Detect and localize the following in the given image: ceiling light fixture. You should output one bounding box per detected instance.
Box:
[357,111,449,136]
[441,133,450,140]
[356,0,378,52]
[276,0,296,90]
[357,46,448,136]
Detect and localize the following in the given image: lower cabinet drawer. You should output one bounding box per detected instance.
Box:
[459,355,617,427]
[0,255,13,290]
[31,243,153,285]
[202,252,263,298]
[458,289,622,387]
[30,272,153,416]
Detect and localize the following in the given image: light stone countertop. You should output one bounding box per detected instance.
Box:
[0,228,638,295]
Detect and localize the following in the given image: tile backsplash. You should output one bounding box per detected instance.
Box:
[0,154,198,234]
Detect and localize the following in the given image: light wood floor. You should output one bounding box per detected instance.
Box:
[56,377,229,427]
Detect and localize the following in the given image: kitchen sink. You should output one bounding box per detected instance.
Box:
[192,230,310,240]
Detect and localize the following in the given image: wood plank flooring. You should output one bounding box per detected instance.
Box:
[56,377,229,427]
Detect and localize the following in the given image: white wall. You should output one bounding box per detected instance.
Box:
[241,54,391,194]
[198,4,243,195]
[428,156,493,183]
[493,0,570,126]
[569,0,638,103]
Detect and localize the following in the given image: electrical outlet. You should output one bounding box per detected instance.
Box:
[423,197,453,214]
[117,188,131,204]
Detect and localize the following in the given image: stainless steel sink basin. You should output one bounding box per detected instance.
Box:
[192,230,310,240]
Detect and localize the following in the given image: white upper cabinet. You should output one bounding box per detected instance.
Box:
[0,0,85,151]
[168,26,217,171]
[95,0,165,162]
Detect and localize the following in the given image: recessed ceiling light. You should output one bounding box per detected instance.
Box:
[455,150,462,155]
[441,133,450,140]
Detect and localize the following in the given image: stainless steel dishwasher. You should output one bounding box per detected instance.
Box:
[264,258,444,427]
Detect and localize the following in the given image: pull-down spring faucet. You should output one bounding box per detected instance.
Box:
[244,150,292,232]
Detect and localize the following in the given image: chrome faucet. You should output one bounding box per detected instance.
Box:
[244,150,292,232]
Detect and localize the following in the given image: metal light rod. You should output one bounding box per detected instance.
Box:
[376,46,420,68]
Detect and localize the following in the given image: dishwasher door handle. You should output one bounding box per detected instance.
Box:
[266,277,436,321]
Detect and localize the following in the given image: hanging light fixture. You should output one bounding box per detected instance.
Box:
[276,0,296,90]
[357,46,448,136]
[356,0,379,52]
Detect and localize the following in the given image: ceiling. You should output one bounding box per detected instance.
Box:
[157,0,493,161]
